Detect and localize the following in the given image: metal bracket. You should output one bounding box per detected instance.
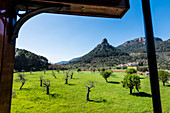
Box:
[10,2,70,43]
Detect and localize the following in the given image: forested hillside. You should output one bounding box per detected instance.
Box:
[15,48,49,71]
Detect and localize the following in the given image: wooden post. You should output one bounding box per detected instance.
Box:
[0,0,16,112]
[141,0,162,112]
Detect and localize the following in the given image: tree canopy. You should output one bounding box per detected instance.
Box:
[121,74,141,94]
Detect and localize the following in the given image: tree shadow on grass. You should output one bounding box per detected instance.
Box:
[110,74,117,77]
[72,78,79,79]
[166,85,170,87]
[108,81,120,84]
[49,93,60,98]
[68,83,75,86]
[88,99,107,103]
[20,88,31,90]
[139,77,145,79]
[131,92,152,97]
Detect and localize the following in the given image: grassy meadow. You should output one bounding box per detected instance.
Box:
[11,70,170,113]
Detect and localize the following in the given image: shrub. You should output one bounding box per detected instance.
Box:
[100,70,112,82]
[77,68,81,73]
[116,67,121,69]
[125,68,137,74]
[101,68,105,72]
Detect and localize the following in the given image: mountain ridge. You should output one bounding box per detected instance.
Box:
[68,38,131,67]
[15,37,169,70]
[117,37,169,53]
[67,37,169,68]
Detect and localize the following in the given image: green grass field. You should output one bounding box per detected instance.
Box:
[11,71,170,113]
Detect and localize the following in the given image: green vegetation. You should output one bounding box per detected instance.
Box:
[158,70,170,86]
[11,70,170,113]
[121,74,141,94]
[77,68,81,73]
[100,70,112,82]
[101,68,105,72]
[122,69,140,94]
[125,68,137,74]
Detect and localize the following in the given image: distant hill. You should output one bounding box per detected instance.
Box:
[68,38,131,67]
[57,61,69,65]
[57,57,80,64]
[15,48,49,72]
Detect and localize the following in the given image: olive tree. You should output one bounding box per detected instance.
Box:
[40,76,43,87]
[70,72,74,79]
[52,71,57,79]
[43,69,46,74]
[18,74,26,90]
[64,72,70,84]
[121,74,141,94]
[101,68,105,72]
[158,70,170,86]
[100,70,112,82]
[85,81,95,101]
[43,79,50,94]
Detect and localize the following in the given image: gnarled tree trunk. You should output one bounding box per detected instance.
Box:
[130,88,132,94]
[86,87,90,101]
[65,79,68,84]
[40,79,42,87]
[105,78,108,83]
[20,81,25,90]
[46,86,49,94]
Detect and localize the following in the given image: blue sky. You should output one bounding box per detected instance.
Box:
[16,0,170,63]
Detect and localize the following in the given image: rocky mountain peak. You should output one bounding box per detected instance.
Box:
[100,38,110,49]
[102,38,108,44]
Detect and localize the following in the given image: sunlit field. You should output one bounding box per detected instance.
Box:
[11,70,170,113]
